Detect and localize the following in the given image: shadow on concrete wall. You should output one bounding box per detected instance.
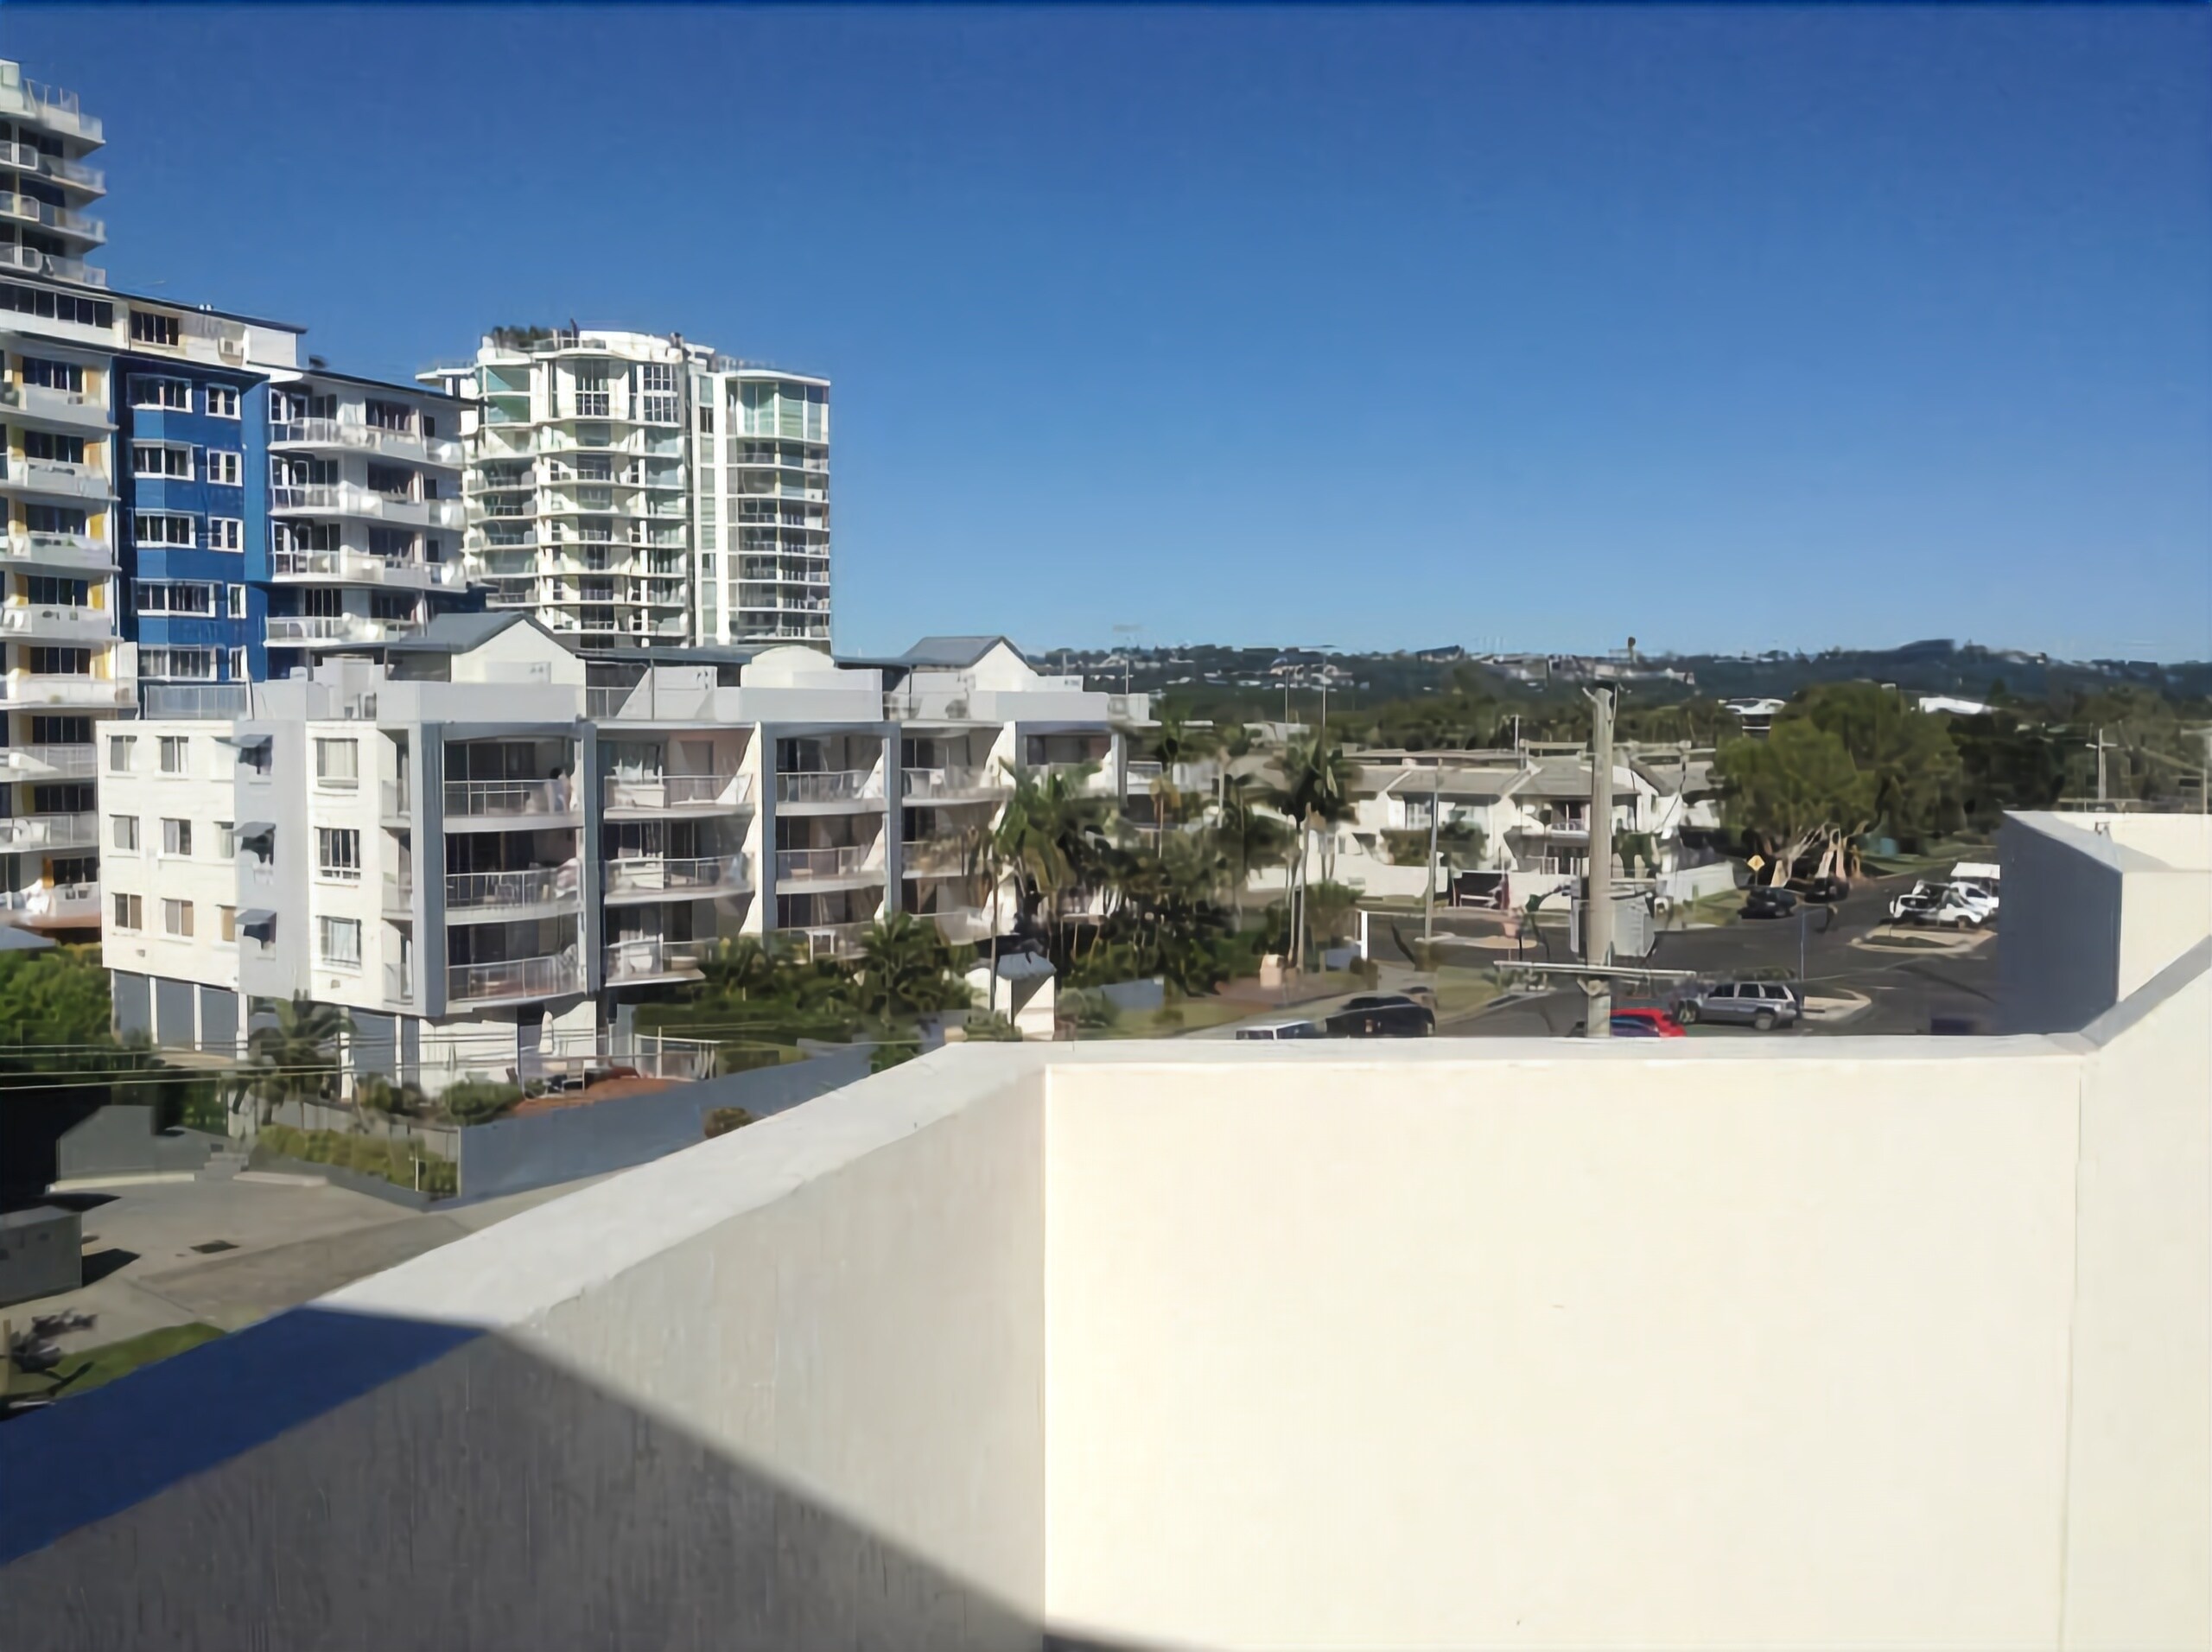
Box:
[0,1304,1136,1651]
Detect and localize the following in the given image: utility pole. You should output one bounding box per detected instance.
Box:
[1583,685,1618,1038]
[2092,727,2111,804]
[1423,757,1440,944]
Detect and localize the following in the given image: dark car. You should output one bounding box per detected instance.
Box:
[1325,993,1436,1039]
[1741,886,1800,920]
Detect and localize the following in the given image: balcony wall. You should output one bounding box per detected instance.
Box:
[2,937,2204,1649]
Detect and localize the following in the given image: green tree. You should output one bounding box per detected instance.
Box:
[854,912,971,1020]
[244,995,354,1125]
[1713,722,1874,885]
[1146,710,1218,829]
[1783,683,1964,847]
[1211,774,1291,918]
[1268,734,1359,964]
[0,945,113,1049]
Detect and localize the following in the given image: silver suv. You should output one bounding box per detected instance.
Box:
[1671,980,1802,1031]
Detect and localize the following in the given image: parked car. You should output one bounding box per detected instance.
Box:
[1325,994,1437,1039]
[1234,1019,1325,1042]
[1948,878,1999,916]
[1669,981,1803,1031]
[1567,1008,1688,1039]
[1889,880,1991,928]
[1792,875,1850,904]
[1741,886,1800,920]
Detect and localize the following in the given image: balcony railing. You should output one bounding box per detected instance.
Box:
[0,880,101,923]
[924,905,997,945]
[140,683,248,719]
[3,741,98,779]
[445,864,579,911]
[0,811,96,850]
[443,778,580,820]
[270,483,465,529]
[0,191,104,242]
[2,530,111,571]
[271,548,464,589]
[601,936,714,985]
[4,674,131,710]
[447,952,583,1004]
[902,835,976,877]
[0,456,110,499]
[0,243,105,287]
[791,921,870,961]
[0,605,111,643]
[601,773,753,812]
[0,74,104,143]
[380,780,412,819]
[900,766,1005,801]
[604,854,752,897]
[383,872,415,912]
[773,770,881,805]
[267,419,463,467]
[775,845,883,883]
[385,962,414,1004]
[265,614,413,645]
[0,383,111,429]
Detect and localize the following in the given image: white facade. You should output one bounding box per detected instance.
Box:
[430,329,830,653]
[101,622,1129,1090]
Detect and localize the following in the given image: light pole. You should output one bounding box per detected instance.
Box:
[1582,684,1618,1037]
[1423,757,1440,945]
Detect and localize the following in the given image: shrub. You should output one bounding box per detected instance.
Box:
[300,1129,339,1164]
[703,1107,756,1140]
[257,1122,303,1160]
[416,1153,458,1198]
[962,1009,1026,1041]
[441,1078,523,1125]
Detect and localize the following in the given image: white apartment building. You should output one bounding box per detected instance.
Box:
[102,618,1132,1091]
[0,58,118,936]
[262,367,470,678]
[426,328,830,652]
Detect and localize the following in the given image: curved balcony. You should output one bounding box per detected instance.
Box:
[446,952,583,1006]
[0,139,104,196]
[270,547,465,592]
[604,854,753,905]
[265,614,416,648]
[0,73,104,144]
[601,936,713,987]
[601,773,753,816]
[270,483,465,530]
[774,844,886,886]
[0,243,105,287]
[267,419,463,468]
[0,189,105,248]
[0,382,112,433]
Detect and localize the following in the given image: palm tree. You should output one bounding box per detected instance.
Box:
[1212,774,1290,919]
[245,994,353,1128]
[1146,710,1218,830]
[855,912,966,1021]
[1268,734,1359,969]
[700,935,779,1001]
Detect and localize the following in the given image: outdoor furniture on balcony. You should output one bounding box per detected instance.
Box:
[446,952,582,1005]
[444,863,579,913]
[900,766,1006,801]
[774,845,883,884]
[601,937,713,986]
[442,778,580,822]
[790,921,871,960]
[0,812,95,851]
[604,855,752,900]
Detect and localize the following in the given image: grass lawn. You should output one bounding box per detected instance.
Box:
[9,1323,225,1402]
[1429,967,1504,1019]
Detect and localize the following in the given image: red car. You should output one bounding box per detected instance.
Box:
[1611,1007,1688,1039]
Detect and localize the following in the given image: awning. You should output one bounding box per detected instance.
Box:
[238,909,277,931]
[238,822,276,839]
[218,732,271,749]
[994,950,1056,982]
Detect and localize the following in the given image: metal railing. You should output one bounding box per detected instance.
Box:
[140,683,249,719]
[0,605,110,641]
[447,952,582,1003]
[443,778,581,819]
[605,854,752,896]
[3,531,110,569]
[445,864,578,911]
[601,772,753,811]
[266,614,413,645]
[0,244,105,286]
[267,418,463,467]
[601,937,714,984]
[4,742,98,778]
[1,456,109,498]
[775,844,881,882]
[385,962,414,1004]
[902,835,975,877]
[0,383,110,425]
[0,811,96,850]
[8,675,133,710]
[900,765,1005,800]
[271,547,463,588]
[773,770,881,805]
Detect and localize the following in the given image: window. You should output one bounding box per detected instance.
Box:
[227,584,247,618]
[696,403,715,434]
[302,587,343,619]
[28,647,90,676]
[26,505,88,537]
[2,282,113,328]
[227,647,246,683]
[31,716,91,745]
[27,576,88,607]
[133,442,194,480]
[369,527,416,560]
[22,358,84,393]
[131,376,191,410]
[162,817,193,857]
[112,893,142,931]
[162,898,194,937]
[130,310,181,347]
[370,592,416,622]
[314,737,359,788]
[135,513,197,548]
[52,856,97,889]
[219,905,237,943]
[365,399,414,433]
[217,822,237,857]
[108,735,135,772]
[159,736,188,775]
[318,916,362,969]
[206,384,239,418]
[22,430,85,463]
[317,827,361,881]
[111,815,139,851]
[137,581,216,615]
[365,463,413,500]
[140,648,217,682]
[207,517,243,552]
[206,450,242,486]
[242,740,271,778]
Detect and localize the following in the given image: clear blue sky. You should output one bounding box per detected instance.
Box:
[16,7,2209,660]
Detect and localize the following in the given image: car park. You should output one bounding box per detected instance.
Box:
[1669,981,1802,1030]
[1889,880,1992,928]
[1234,1019,1325,1041]
[1325,994,1437,1038]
